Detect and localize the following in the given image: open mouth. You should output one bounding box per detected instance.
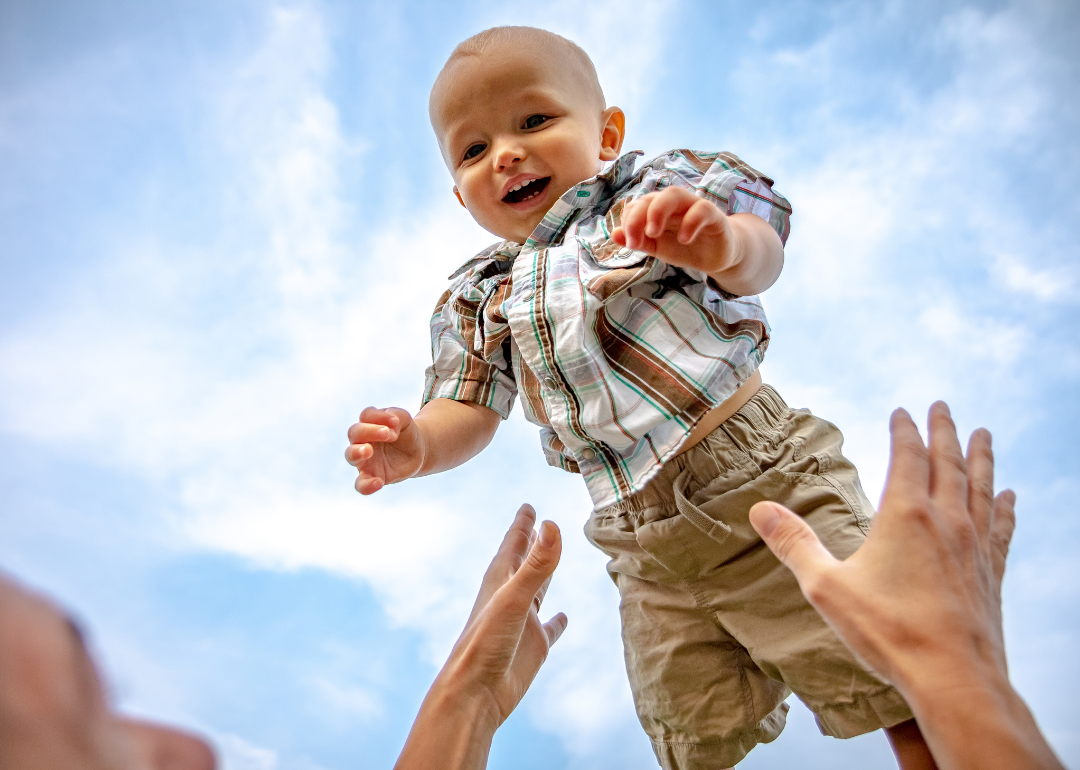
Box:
[503,177,551,204]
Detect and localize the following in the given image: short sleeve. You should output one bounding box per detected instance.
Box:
[695,151,792,245]
[421,283,518,419]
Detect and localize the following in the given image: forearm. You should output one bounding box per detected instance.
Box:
[708,213,784,296]
[413,398,500,477]
[394,674,499,770]
[903,667,1064,770]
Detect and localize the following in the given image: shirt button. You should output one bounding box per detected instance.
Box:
[522,289,535,301]
[580,447,597,461]
[542,376,558,391]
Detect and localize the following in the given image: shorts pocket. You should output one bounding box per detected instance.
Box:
[640,467,835,578]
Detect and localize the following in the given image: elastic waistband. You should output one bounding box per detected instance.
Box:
[718,384,789,453]
[596,384,790,519]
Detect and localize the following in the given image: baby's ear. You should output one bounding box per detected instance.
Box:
[453,187,467,209]
[599,107,626,161]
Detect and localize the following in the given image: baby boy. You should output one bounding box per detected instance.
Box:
[346,26,935,770]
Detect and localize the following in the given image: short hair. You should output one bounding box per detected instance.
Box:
[431,26,606,120]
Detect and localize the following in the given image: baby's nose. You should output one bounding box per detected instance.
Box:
[493,142,525,170]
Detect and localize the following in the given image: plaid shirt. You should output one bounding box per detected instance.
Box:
[423,149,792,509]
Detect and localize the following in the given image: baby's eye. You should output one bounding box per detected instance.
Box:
[523,114,550,129]
[463,143,485,161]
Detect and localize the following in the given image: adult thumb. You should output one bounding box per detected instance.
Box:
[749,502,837,585]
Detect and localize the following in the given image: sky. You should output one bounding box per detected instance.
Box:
[0,0,1078,768]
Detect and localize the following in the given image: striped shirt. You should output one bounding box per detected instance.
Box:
[423,149,793,509]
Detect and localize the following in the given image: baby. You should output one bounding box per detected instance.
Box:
[346,26,936,770]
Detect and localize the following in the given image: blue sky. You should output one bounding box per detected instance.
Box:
[1,1,1078,768]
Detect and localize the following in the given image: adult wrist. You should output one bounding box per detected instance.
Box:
[902,665,1063,770]
[396,672,500,770]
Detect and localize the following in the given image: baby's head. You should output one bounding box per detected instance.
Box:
[430,26,625,244]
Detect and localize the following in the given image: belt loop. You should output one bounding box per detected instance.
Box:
[674,469,731,544]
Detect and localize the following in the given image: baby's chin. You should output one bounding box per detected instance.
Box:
[484,212,548,245]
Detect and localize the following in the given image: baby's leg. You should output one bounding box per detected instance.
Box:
[887,719,938,770]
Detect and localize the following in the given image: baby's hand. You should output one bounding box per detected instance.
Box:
[612,187,737,275]
[345,407,425,495]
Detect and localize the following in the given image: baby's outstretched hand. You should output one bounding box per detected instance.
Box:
[612,186,736,275]
[345,406,424,495]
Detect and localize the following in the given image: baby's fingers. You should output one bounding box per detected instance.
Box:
[619,196,653,250]
[644,189,687,239]
[677,199,723,245]
[347,421,400,446]
[355,471,386,495]
[359,406,401,430]
[344,441,374,467]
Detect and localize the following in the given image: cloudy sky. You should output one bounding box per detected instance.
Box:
[1,0,1077,768]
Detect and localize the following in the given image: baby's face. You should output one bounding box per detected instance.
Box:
[432,45,620,244]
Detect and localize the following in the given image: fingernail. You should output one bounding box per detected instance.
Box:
[539,520,556,547]
[1003,488,1016,505]
[750,503,780,537]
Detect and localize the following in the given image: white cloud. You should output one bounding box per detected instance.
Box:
[216,734,280,770]
[309,676,382,720]
[991,252,1077,303]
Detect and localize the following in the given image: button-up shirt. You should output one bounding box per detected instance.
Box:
[423,149,792,509]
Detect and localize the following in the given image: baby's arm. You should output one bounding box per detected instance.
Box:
[345,398,500,495]
[612,186,784,297]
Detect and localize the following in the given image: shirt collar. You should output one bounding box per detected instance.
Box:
[519,150,643,250]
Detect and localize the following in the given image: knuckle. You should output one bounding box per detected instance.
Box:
[900,500,935,527]
[802,572,829,606]
[769,521,808,563]
[953,520,977,551]
[971,478,994,504]
[940,451,967,475]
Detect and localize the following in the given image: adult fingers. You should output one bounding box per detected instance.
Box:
[644,188,685,239]
[990,490,1017,588]
[532,573,553,614]
[542,612,568,646]
[495,504,537,575]
[466,505,538,629]
[494,521,562,622]
[965,428,995,543]
[749,502,838,601]
[927,401,968,509]
[879,408,930,513]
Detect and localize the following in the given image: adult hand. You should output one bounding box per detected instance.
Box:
[0,573,216,770]
[395,505,566,770]
[749,402,1063,770]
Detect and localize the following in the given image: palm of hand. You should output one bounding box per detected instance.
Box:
[484,609,552,724]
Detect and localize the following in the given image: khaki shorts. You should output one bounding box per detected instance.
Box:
[584,385,913,769]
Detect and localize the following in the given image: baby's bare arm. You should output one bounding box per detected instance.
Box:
[613,186,784,297]
[345,399,500,494]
